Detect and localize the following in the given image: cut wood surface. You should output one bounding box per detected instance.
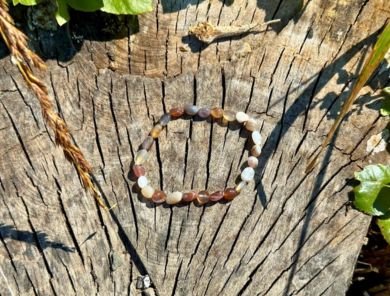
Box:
[0,0,389,295]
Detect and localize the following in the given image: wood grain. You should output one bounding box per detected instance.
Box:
[0,0,389,295]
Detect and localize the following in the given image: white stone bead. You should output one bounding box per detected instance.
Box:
[251,144,262,157]
[166,191,183,205]
[137,176,149,188]
[248,156,259,168]
[236,181,248,192]
[236,111,249,123]
[141,186,155,199]
[251,131,262,145]
[241,167,255,182]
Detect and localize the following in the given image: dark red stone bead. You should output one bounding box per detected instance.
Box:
[152,190,166,204]
[182,192,198,202]
[209,191,224,202]
[132,165,145,178]
[223,188,238,201]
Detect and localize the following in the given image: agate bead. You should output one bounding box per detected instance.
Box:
[170,107,185,118]
[135,149,148,165]
[182,192,198,202]
[197,191,210,205]
[211,107,223,119]
[152,190,166,203]
[224,188,238,200]
[241,167,255,182]
[209,191,224,202]
[141,136,154,151]
[223,110,236,122]
[184,104,199,116]
[159,113,171,126]
[150,124,163,138]
[198,107,211,119]
[166,191,183,204]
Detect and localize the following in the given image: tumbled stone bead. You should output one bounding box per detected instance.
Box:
[166,191,183,204]
[223,110,236,122]
[182,192,198,202]
[197,191,210,205]
[132,165,145,178]
[137,176,149,188]
[251,144,262,157]
[235,181,247,192]
[150,124,163,138]
[211,107,223,119]
[251,131,262,145]
[135,149,148,165]
[159,113,171,126]
[141,186,155,199]
[248,156,259,168]
[141,136,154,151]
[241,167,255,182]
[209,191,224,202]
[169,107,185,118]
[236,111,249,123]
[245,118,258,131]
[184,104,199,116]
[152,190,166,203]
[197,107,211,119]
[224,188,239,201]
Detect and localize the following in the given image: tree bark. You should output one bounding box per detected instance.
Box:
[0,0,389,295]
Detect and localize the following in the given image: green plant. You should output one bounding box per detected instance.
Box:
[12,0,153,25]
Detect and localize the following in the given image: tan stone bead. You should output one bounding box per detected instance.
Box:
[248,156,259,168]
[251,144,262,157]
[150,124,163,138]
[211,107,223,119]
[245,118,258,131]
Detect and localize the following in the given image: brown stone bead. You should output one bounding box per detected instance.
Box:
[141,136,154,150]
[182,192,198,202]
[132,165,145,178]
[211,107,223,119]
[224,188,239,201]
[209,191,224,202]
[150,124,163,138]
[152,190,166,204]
[197,190,210,205]
[170,107,185,118]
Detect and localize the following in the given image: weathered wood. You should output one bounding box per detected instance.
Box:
[0,0,389,295]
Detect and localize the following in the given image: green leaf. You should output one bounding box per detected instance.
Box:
[13,0,39,5]
[56,0,70,26]
[381,87,390,116]
[353,164,390,216]
[101,0,153,15]
[66,0,103,12]
[377,216,390,244]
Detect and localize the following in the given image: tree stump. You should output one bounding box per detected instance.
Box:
[0,1,389,295]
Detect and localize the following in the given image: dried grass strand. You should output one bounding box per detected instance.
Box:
[0,1,108,210]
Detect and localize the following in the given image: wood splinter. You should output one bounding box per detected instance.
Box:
[188,19,281,44]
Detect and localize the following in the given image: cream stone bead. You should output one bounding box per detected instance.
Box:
[236,181,248,192]
[166,191,183,204]
[236,111,249,123]
[248,156,259,168]
[241,167,255,182]
[245,118,258,131]
[137,176,149,188]
[141,186,155,199]
[135,149,148,165]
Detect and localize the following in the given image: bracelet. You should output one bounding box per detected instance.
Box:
[131,104,262,205]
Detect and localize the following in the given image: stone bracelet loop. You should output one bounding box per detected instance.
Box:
[131,104,263,205]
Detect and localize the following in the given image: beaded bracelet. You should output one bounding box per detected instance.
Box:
[131,104,262,205]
